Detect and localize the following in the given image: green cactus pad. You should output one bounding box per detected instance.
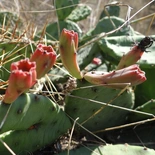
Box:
[134,68,155,107]
[55,0,80,20]
[67,4,92,22]
[104,121,155,149]
[129,99,155,122]
[65,80,134,133]
[91,17,134,36]
[0,93,71,154]
[0,93,71,133]
[58,144,155,155]
[80,16,135,45]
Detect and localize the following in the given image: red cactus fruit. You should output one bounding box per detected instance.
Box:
[30,44,57,79]
[3,58,36,104]
[116,46,144,70]
[84,64,146,89]
[116,37,154,70]
[59,29,83,79]
[92,58,102,65]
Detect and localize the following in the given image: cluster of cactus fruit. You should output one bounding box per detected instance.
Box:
[1,0,155,154]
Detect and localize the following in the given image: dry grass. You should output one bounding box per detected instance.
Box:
[0,0,154,36]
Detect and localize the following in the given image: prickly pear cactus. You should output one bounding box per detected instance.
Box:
[1,1,155,154]
[0,93,71,154]
[134,68,155,107]
[103,121,155,149]
[45,0,92,40]
[65,79,134,133]
[80,16,135,45]
[129,99,155,122]
[66,4,92,22]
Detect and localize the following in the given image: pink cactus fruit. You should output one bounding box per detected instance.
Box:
[30,44,57,79]
[59,29,83,79]
[116,36,154,70]
[3,58,37,104]
[84,64,146,89]
[116,46,144,70]
[92,58,102,65]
